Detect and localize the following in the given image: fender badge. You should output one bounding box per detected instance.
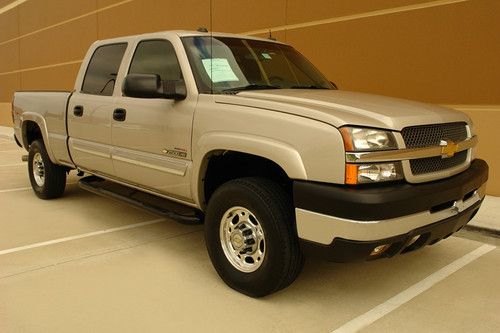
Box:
[440,140,459,158]
[162,149,187,158]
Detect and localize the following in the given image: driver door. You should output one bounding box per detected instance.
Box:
[111,38,195,202]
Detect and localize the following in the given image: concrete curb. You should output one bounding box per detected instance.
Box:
[0,125,14,140]
[464,225,500,237]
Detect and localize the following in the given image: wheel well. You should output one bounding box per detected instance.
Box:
[202,151,291,205]
[23,121,42,147]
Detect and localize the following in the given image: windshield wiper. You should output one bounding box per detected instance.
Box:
[222,84,280,93]
[291,85,329,89]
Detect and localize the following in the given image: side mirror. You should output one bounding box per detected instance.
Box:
[163,79,187,101]
[123,74,186,100]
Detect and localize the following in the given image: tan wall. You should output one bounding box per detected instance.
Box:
[0,0,498,195]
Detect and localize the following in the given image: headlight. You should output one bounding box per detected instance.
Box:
[345,162,403,184]
[340,127,397,151]
[340,127,402,184]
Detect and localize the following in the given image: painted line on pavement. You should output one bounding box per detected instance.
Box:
[0,149,23,153]
[0,186,31,193]
[0,163,25,167]
[0,218,166,256]
[331,244,496,333]
[0,182,77,193]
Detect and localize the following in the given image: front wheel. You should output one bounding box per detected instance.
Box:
[204,177,303,297]
[28,139,67,199]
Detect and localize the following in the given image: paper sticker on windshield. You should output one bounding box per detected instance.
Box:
[202,58,239,83]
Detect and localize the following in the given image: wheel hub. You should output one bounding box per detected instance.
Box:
[220,207,266,273]
[32,152,45,187]
[230,232,245,250]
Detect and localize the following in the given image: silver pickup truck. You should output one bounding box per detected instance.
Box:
[12,30,488,297]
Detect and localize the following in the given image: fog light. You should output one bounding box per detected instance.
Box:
[370,244,391,256]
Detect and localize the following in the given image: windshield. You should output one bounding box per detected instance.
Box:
[182,36,333,94]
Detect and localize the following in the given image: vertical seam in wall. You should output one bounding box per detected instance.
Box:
[16,4,21,89]
[284,0,288,43]
[95,0,99,41]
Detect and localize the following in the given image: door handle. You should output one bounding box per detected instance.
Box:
[113,108,126,121]
[73,105,84,117]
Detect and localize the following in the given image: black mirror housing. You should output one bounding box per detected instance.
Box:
[163,80,187,100]
[123,74,163,98]
[123,74,187,100]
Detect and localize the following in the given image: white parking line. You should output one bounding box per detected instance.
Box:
[0,163,25,167]
[0,186,32,193]
[0,182,77,193]
[0,218,166,256]
[331,244,496,333]
[0,149,23,153]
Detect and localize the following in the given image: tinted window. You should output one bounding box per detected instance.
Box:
[129,40,182,81]
[82,43,127,96]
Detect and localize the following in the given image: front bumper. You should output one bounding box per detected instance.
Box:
[293,159,488,262]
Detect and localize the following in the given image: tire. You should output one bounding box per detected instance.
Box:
[204,177,304,297]
[28,139,67,199]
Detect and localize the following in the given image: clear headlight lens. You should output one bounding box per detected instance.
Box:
[340,127,397,151]
[346,162,403,184]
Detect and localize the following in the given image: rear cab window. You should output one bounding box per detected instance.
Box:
[81,43,127,96]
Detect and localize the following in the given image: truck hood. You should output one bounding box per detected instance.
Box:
[214,89,470,130]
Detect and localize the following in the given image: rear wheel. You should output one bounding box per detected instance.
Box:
[205,177,303,297]
[28,140,66,199]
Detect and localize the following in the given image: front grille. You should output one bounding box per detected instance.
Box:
[401,122,468,176]
[402,122,467,148]
[409,150,468,175]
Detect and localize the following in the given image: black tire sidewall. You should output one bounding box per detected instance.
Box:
[205,178,298,297]
[28,140,66,199]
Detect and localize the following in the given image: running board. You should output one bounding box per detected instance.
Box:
[79,176,202,225]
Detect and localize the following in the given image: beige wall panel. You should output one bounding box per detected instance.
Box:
[0,73,19,126]
[212,0,286,33]
[0,102,13,126]
[20,63,80,91]
[18,0,96,35]
[0,40,19,73]
[462,109,500,196]
[97,0,210,39]
[286,0,500,105]
[287,0,432,24]
[0,0,16,8]
[97,0,130,8]
[0,72,20,101]
[19,15,97,69]
[253,30,287,43]
[0,7,18,42]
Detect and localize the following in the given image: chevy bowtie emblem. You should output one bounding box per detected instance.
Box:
[440,140,459,158]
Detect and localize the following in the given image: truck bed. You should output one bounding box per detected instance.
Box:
[13,90,73,166]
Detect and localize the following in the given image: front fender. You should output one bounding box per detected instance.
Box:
[192,131,307,207]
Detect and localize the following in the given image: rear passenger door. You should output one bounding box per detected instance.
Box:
[111,39,196,202]
[68,43,127,177]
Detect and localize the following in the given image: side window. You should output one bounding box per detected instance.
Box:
[129,40,182,82]
[81,43,127,96]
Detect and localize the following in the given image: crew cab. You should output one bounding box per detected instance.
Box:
[12,30,488,297]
